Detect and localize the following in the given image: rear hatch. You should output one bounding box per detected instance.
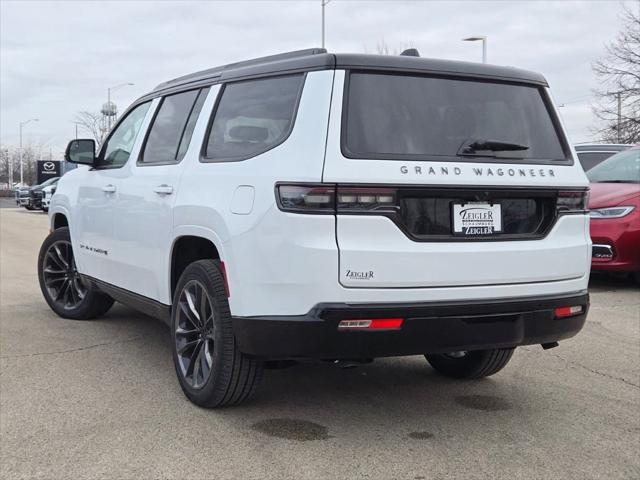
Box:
[323,70,588,288]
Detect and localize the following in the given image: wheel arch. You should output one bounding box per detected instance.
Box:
[50,207,71,231]
[169,228,227,301]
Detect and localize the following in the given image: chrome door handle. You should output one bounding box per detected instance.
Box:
[102,184,116,193]
[153,184,173,195]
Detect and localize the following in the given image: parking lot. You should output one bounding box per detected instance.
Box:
[1,206,638,479]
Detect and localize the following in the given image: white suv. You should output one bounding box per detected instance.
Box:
[39,49,591,407]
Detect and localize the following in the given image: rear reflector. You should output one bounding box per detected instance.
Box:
[338,318,404,330]
[554,306,583,318]
[219,261,230,298]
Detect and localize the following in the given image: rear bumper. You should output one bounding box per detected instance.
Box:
[232,291,589,359]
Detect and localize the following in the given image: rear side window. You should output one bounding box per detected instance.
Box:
[203,74,304,161]
[344,72,568,163]
[577,152,614,171]
[141,88,208,164]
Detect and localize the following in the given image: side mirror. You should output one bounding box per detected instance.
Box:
[65,139,96,165]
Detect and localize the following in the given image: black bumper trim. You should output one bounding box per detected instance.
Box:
[232,291,589,359]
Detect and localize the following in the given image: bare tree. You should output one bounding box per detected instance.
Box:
[365,39,417,56]
[0,146,11,187]
[74,111,106,148]
[0,141,52,187]
[592,2,640,143]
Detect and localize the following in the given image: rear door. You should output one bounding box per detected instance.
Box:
[323,70,589,289]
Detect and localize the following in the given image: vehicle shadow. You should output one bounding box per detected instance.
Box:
[589,272,638,292]
[96,303,544,441]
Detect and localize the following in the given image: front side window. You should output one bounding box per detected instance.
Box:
[344,72,568,162]
[99,102,151,168]
[141,88,208,164]
[204,74,304,161]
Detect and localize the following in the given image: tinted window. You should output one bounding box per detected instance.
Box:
[204,74,304,160]
[587,148,640,183]
[141,89,206,164]
[345,72,567,162]
[577,152,614,171]
[100,102,151,168]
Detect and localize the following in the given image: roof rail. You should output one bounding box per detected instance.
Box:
[153,48,327,92]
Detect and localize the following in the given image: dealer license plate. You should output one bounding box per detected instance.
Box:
[452,202,502,236]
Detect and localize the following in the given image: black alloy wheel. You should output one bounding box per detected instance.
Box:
[171,260,263,407]
[37,227,114,320]
[175,280,215,389]
[42,239,87,310]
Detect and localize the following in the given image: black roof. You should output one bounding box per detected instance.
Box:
[147,48,548,99]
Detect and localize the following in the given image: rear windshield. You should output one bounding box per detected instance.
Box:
[343,72,568,162]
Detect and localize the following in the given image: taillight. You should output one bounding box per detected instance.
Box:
[276,185,335,213]
[337,187,398,212]
[276,184,399,214]
[557,190,589,213]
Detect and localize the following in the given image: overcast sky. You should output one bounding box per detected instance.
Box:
[0,0,635,157]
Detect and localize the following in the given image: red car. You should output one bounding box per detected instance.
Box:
[587,146,640,283]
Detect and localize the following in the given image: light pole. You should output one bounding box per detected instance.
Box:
[72,121,83,139]
[19,118,39,186]
[321,0,331,49]
[463,36,487,63]
[105,82,134,131]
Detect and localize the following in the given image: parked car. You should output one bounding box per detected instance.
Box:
[574,143,631,171]
[41,184,56,212]
[40,48,591,408]
[15,185,30,206]
[24,177,59,210]
[587,146,640,283]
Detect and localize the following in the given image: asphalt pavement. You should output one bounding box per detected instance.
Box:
[1,206,638,479]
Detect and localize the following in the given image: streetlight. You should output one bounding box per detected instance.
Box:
[321,0,331,49]
[72,121,84,139]
[19,118,39,186]
[463,36,487,63]
[105,82,134,130]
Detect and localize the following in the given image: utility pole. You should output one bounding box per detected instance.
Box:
[321,0,331,49]
[616,92,622,143]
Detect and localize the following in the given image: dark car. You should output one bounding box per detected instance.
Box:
[587,146,640,283]
[575,144,632,171]
[23,177,59,210]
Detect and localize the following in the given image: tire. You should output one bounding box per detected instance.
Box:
[425,348,515,379]
[25,205,34,211]
[171,260,263,408]
[37,227,114,320]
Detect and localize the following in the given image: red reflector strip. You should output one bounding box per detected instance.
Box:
[554,306,583,318]
[370,318,404,329]
[219,261,230,298]
[338,318,404,330]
